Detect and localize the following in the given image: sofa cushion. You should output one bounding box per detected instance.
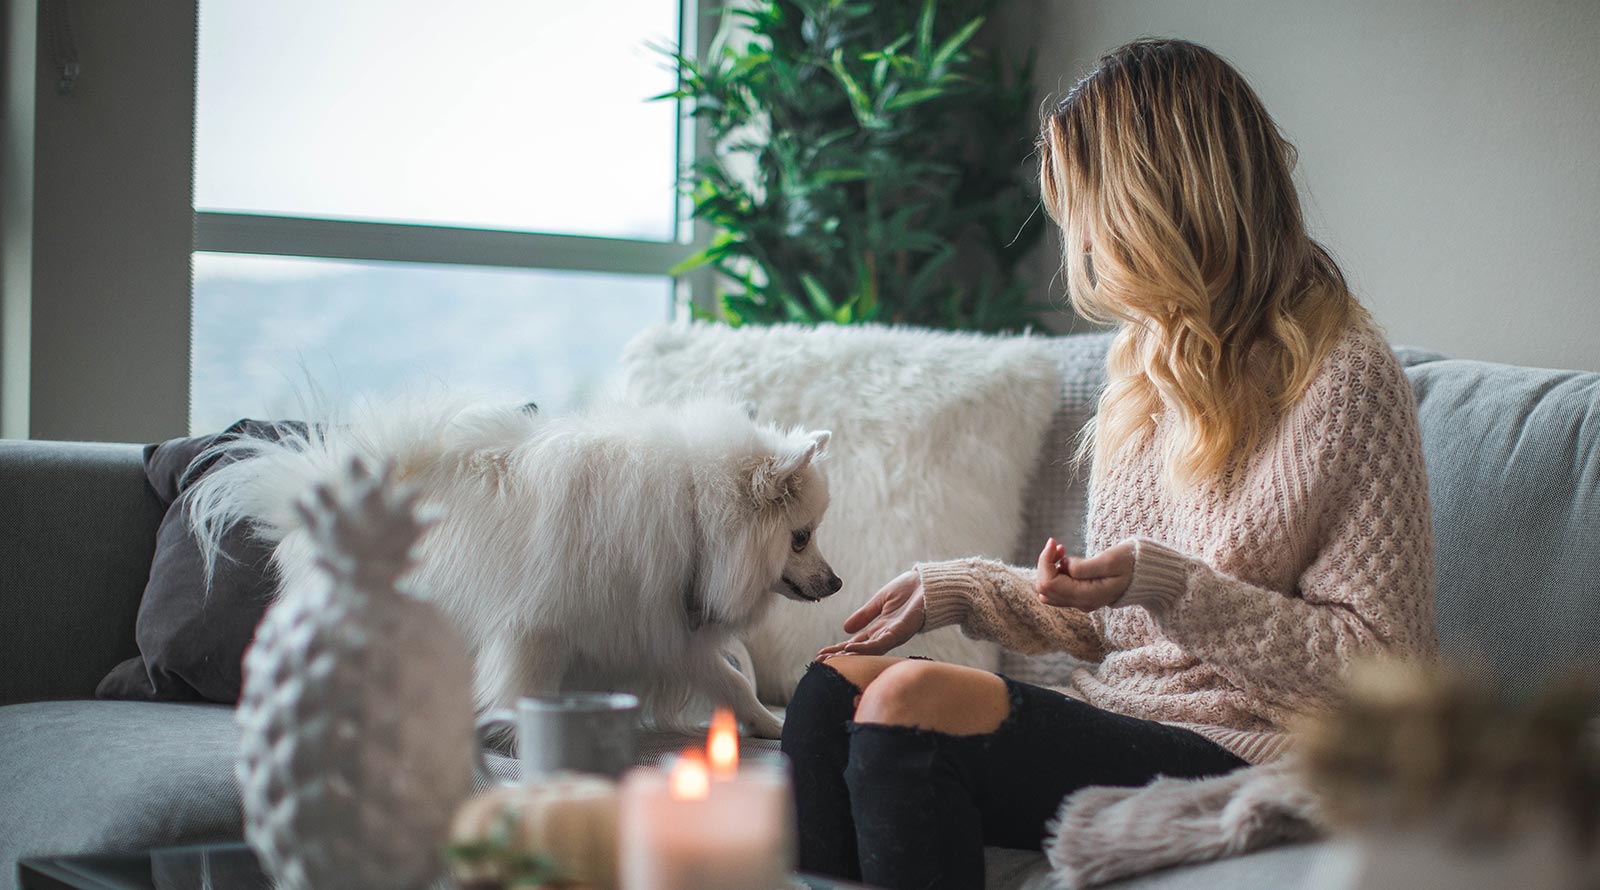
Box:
[0,701,243,889]
[1406,359,1600,696]
[96,421,306,704]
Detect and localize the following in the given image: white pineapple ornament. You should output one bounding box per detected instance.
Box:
[236,458,476,890]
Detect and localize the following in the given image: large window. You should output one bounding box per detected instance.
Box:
[191,0,697,432]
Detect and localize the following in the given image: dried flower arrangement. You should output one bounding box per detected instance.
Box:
[1297,659,1599,876]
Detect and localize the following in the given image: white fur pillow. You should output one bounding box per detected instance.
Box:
[622,323,1062,703]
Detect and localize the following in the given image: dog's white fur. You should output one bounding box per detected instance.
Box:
[623,322,1064,701]
[186,395,837,738]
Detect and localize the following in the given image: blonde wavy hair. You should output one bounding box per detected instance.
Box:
[1039,38,1366,490]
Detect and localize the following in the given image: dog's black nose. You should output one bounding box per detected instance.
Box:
[828,574,843,593]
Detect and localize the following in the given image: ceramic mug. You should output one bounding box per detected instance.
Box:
[475,692,640,783]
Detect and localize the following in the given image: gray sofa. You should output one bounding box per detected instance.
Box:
[3,334,1598,890]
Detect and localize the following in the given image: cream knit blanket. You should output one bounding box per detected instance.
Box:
[1044,759,1325,888]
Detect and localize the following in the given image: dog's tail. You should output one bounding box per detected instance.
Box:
[184,420,344,590]
[184,391,542,592]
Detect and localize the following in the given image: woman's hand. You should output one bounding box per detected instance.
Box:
[1036,537,1135,611]
[816,569,927,660]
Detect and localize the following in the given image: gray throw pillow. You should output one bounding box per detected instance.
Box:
[96,420,305,704]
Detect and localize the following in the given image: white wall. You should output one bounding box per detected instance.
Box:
[1007,0,1600,372]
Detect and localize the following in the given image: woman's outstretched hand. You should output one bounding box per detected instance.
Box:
[1036,537,1135,610]
[816,569,927,660]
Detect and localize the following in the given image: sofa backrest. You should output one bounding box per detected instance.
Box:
[1406,358,1600,697]
[0,440,162,705]
[1000,336,1600,699]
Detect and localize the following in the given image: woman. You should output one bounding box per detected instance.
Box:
[780,38,1436,890]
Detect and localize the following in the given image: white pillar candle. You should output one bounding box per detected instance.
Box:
[619,751,795,890]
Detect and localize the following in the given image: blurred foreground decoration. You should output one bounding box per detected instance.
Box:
[658,0,1048,332]
[1299,660,1600,890]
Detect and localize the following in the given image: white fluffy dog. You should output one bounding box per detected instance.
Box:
[187,396,839,738]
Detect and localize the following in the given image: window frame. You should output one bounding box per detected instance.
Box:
[0,0,721,442]
[191,0,714,313]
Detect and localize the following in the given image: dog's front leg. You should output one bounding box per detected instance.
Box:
[476,631,567,714]
[706,654,785,739]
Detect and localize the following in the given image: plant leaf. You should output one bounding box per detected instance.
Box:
[668,231,739,275]
[813,167,870,184]
[799,273,838,316]
[829,48,875,127]
[932,16,985,71]
[883,87,945,110]
[666,0,1043,333]
[915,0,935,62]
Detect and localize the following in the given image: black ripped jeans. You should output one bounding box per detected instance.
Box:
[780,661,1248,890]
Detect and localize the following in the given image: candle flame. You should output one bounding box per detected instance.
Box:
[708,707,739,779]
[669,748,711,801]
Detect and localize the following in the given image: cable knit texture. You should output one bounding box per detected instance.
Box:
[918,317,1437,764]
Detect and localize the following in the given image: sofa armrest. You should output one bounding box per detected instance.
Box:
[0,440,164,704]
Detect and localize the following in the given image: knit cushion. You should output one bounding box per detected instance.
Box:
[1406,359,1600,696]
[1000,332,1113,687]
[622,323,1062,703]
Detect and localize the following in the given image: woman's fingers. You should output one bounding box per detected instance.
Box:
[1037,537,1060,583]
[1067,545,1137,581]
[818,618,888,659]
[1037,572,1116,607]
[842,589,887,634]
[820,616,912,659]
[819,636,880,659]
[827,568,926,660]
[846,569,920,633]
[842,632,893,656]
[816,638,857,659]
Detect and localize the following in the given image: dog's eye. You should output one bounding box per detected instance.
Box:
[791,529,811,553]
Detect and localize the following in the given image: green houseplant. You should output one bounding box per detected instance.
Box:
[660,0,1047,331]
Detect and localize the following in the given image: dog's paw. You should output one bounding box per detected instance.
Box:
[745,710,785,740]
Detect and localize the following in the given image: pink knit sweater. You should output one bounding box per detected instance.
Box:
[917,317,1437,764]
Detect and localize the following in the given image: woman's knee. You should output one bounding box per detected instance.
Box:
[816,654,904,693]
[784,658,882,742]
[854,660,1011,736]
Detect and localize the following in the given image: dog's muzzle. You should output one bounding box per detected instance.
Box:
[781,573,843,602]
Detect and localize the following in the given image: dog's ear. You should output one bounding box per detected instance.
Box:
[750,430,830,507]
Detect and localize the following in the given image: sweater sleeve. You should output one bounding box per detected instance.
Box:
[916,557,1106,661]
[1111,342,1438,709]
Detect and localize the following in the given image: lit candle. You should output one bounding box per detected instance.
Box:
[619,709,794,890]
[708,708,739,782]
